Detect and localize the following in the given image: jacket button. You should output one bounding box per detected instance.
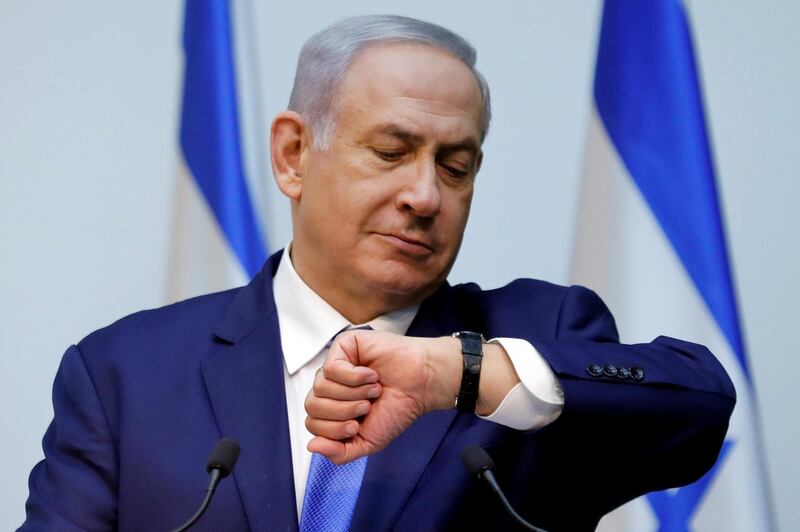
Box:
[603,364,618,377]
[616,367,630,379]
[630,367,645,381]
[586,364,603,377]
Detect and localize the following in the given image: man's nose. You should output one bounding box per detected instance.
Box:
[396,159,441,218]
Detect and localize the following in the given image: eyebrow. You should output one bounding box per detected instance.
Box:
[367,124,480,155]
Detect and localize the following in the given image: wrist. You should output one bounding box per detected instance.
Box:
[475,342,520,416]
[423,336,463,412]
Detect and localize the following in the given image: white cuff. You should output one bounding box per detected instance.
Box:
[477,337,564,431]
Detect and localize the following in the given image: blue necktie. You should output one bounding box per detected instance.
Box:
[300,324,372,532]
[300,453,368,532]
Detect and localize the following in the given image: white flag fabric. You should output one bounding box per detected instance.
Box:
[168,0,267,302]
[572,1,773,530]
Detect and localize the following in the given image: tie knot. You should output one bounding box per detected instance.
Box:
[346,324,373,332]
[325,324,373,350]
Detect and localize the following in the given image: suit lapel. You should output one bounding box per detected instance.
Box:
[350,284,465,531]
[202,252,299,532]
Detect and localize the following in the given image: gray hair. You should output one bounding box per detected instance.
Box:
[288,15,492,149]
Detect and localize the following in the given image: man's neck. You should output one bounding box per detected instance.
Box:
[297,274,419,325]
[287,245,430,325]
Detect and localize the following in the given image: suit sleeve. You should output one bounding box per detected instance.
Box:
[20,345,118,531]
[528,284,736,513]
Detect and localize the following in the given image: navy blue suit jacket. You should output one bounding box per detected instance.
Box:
[21,251,735,531]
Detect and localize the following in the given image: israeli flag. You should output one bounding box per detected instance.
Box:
[571,1,773,530]
[168,0,268,301]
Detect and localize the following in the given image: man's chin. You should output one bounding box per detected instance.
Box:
[364,267,446,304]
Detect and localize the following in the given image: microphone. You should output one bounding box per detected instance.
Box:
[460,445,547,532]
[171,437,241,532]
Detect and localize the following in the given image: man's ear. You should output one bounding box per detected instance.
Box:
[271,111,310,200]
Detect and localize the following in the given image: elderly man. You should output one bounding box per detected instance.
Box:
[21,15,734,532]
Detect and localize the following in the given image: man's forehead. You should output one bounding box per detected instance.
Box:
[350,43,475,86]
[342,45,476,103]
[364,122,481,153]
[338,44,484,142]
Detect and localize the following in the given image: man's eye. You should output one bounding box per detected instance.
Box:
[440,164,469,178]
[374,149,404,162]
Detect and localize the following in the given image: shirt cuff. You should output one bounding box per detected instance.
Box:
[477,337,564,431]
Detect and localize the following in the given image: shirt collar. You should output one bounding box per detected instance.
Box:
[273,242,420,375]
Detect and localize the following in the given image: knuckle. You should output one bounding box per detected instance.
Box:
[312,382,327,398]
[350,401,369,417]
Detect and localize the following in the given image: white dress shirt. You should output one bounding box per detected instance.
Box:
[272,244,564,518]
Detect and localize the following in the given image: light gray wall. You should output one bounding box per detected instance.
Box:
[0,1,796,530]
[689,2,800,527]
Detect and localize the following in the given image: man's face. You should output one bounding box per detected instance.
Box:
[290,43,484,315]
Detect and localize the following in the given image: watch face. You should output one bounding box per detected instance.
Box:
[457,332,484,356]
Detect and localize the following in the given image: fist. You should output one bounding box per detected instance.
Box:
[304,330,460,464]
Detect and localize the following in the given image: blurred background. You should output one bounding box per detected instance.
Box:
[0,1,797,529]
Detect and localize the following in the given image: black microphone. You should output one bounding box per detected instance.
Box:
[460,445,547,532]
[171,437,241,532]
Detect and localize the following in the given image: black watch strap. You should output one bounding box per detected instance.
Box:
[453,331,484,413]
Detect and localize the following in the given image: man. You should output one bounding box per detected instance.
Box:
[21,15,735,531]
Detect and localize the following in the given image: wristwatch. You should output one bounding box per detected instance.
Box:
[452,331,485,413]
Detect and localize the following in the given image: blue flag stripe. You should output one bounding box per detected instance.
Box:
[593,0,749,379]
[180,0,267,278]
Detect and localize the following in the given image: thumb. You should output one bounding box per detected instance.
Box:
[325,331,378,385]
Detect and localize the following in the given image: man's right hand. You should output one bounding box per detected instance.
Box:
[304,330,462,464]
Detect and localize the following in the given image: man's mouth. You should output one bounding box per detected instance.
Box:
[376,233,434,257]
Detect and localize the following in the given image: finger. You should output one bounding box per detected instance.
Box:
[314,371,382,401]
[323,333,378,386]
[305,396,371,421]
[308,436,348,464]
[308,436,368,465]
[305,417,359,440]
[323,349,377,387]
